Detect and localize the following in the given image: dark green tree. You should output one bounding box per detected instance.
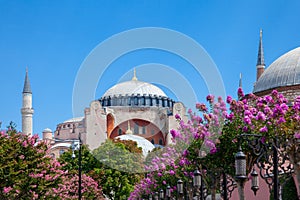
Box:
[93,139,144,199]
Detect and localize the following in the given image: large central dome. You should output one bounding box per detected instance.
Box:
[99,71,174,107]
[103,80,167,98]
[254,47,300,93]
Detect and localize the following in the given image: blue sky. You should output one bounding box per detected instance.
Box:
[1,1,300,136]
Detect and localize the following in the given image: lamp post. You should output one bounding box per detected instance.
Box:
[159,189,164,200]
[78,132,82,200]
[166,185,171,200]
[193,169,203,200]
[52,134,82,199]
[235,134,294,200]
[177,179,184,200]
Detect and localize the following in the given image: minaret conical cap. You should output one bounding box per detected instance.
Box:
[23,68,32,94]
[256,29,265,66]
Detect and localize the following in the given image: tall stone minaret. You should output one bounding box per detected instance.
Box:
[21,68,34,136]
[256,29,265,81]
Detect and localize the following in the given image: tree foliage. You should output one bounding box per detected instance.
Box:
[0,123,104,200]
[93,139,144,199]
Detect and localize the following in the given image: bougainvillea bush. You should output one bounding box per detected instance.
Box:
[130,89,300,199]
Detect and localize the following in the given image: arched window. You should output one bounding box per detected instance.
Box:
[134,124,139,134]
[151,129,155,135]
[107,114,114,137]
[159,139,163,145]
[134,96,138,105]
[142,126,146,134]
[59,149,65,155]
[118,128,122,135]
[151,139,155,144]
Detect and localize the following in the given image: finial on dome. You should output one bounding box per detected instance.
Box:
[126,121,133,134]
[132,68,138,81]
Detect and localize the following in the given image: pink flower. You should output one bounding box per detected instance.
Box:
[170,129,180,139]
[271,90,278,96]
[243,116,252,125]
[175,113,181,120]
[242,126,248,132]
[237,87,244,98]
[169,170,175,175]
[256,111,266,121]
[210,147,217,154]
[226,96,233,104]
[3,186,12,194]
[196,103,207,112]
[259,126,268,133]
[206,94,214,103]
[294,132,300,139]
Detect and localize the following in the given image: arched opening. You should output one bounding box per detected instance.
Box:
[106,113,114,138]
[109,119,166,146]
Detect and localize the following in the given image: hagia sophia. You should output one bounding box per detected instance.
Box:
[21,29,300,159]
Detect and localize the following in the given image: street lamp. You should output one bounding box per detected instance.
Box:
[234,145,247,180]
[52,135,82,200]
[78,132,82,200]
[250,168,259,195]
[70,133,82,200]
[235,134,294,200]
[166,185,171,199]
[154,192,159,200]
[193,169,201,187]
[177,179,184,200]
[159,189,164,199]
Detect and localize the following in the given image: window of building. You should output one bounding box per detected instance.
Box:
[59,149,65,155]
[159,139,163,145]
[134,97,138,105]
[118,128,122,135]
[151,129,155,135]
[151,139,155,144]
[141,97,145,105]
[134,124,139,134]
[142,126,146,134]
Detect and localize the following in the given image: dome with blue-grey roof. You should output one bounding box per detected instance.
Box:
[254,47,300,93]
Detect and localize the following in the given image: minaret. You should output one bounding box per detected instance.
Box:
[239,73,242,88]
[256,29,265,81]
[21,68,34,136]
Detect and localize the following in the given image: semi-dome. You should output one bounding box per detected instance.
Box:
[103,80,167,98]
[254,47,300,93]
[116,134,155,157]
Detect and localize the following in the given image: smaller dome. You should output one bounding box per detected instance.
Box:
[103,80,167,98]
[63,117,84,123]
[254,47,300,93]
[116,135,155,157]
[50,142,71,149]
[43,128,52,133]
